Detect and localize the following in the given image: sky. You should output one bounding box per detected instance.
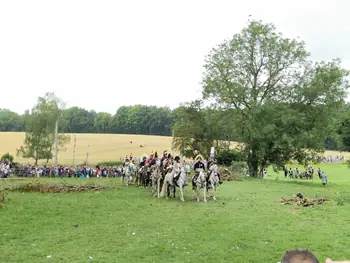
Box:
[1,0,350,115]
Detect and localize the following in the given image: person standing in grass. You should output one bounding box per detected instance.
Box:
[321,171,328,186]
[317,167,321,179]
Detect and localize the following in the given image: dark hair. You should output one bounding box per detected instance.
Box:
[281,249,319,263]
[175,156,180,161]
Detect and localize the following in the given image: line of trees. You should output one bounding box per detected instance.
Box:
[0,105,174,136]
[2,100,350,153]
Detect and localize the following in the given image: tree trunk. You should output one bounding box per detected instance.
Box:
[35,158,38,166]
[259,159,267,178]
[248,146,259,177]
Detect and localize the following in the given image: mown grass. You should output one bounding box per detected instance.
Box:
[1,164,350,262]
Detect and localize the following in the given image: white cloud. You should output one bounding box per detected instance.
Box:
[1,0,349,114]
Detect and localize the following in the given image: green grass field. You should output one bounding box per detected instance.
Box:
[1,163,350,263]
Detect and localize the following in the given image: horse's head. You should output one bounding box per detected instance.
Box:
[166,165,173,173]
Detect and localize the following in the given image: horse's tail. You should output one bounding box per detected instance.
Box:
[160,179,167,197]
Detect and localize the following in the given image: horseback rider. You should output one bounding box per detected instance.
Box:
[160,151,167,167]
[192,156,205,188]
[123,158,131,171]
[149,151,158,167]
[207,159,223,184]
[172,156,181,184]
[139,156,147,172]
[146,153,153,164]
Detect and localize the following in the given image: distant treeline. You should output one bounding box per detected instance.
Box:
[0,105,173,136]
[0,104,349,151]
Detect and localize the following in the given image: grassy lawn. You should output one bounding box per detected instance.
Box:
[1,163,350,263]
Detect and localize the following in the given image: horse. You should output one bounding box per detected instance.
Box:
[183,163,191,177]
[138,165,150,188]
[159,159,170,189]
[193,168,207,202]
[205,164,221,201]
[115,166,123,177]
[135,164,141,186]
[151,160,162,198]
[122,163,135,186]
[160,164,187,202]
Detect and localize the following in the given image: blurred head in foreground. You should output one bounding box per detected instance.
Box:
[281,249,319,263]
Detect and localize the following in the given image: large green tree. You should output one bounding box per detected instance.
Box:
[202,20,349,176]
[172,100,215,158]
[17,93,70,165]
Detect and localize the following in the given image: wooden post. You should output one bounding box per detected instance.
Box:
[72,134,76,165]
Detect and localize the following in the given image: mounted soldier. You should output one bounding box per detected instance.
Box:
[139,156,147,170]
[192,155,206,189]
[146,153,153,164]
[160,151,168,168]
[207,159,223,184]
[172,156,182,185]
[123,158,131,169]
[149,151,158,167]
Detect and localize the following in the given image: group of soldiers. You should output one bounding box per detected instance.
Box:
[284,165,328,185]
[122,151,223,188]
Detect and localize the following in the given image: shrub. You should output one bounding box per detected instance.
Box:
[216,148,244,166]
[1,152,14,162]
[230,161,248,176]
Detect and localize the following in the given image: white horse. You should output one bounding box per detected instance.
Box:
[183,163,191,177]
[151,159,162,198]
[122,163,135,186]
[206,164,221,201]
[160,164,187,202]
[194,168,208,202]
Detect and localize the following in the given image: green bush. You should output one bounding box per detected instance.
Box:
[216,148,244,166]
[1,152,14,162]
[96,161,124,167]
[230,162,248,176]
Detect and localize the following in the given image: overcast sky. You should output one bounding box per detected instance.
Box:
[1,0,350,114]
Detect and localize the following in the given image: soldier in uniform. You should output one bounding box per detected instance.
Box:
[207,158,222,184]
[192,156,205,189]
[172,156,182,184]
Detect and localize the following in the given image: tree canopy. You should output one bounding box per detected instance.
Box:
[16,93,70,165]
[171,20,350,176]
[2,21,350,171]
[200,20,349,176]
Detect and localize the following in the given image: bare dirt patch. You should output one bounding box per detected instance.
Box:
[281,195,328,207]
[14,181,112,193]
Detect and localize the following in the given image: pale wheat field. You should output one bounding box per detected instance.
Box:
[0,132,177,164]
[0,132,349,165]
